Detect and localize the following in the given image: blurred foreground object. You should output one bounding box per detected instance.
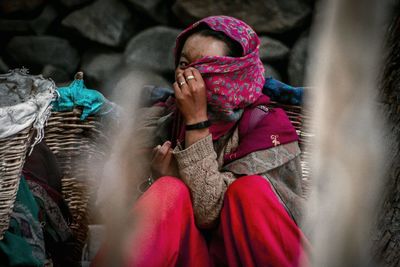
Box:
[305,0,389,266]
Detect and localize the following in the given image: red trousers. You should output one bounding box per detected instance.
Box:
[94,175,309,267]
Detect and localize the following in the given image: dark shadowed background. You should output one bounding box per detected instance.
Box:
[0,0,317,97]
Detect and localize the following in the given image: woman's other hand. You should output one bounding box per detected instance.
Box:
[173,67,208,124]
[150,141,179,179]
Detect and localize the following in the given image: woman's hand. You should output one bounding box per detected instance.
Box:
[174,67,210,148]
[173,67,208,124]
[150,141,179,179]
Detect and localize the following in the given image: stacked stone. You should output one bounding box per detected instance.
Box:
[0,0,315,97]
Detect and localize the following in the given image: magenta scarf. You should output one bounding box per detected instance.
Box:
[171,16,298,159]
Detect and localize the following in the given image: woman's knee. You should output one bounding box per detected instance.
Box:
[148,176,190,203]
[134,176,192,219]
[225,175,267,200]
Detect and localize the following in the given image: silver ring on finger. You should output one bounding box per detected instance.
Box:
[186,75,195,80]
[179,81,186,86]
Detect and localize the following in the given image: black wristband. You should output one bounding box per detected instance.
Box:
[185,120,211,131]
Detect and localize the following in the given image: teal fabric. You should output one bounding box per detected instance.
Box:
[0,177,45,267]
[52,79,106,120]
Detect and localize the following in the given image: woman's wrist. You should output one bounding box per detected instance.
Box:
[185,115,208,125]
[185,128,210,148]
[186,120,210,131]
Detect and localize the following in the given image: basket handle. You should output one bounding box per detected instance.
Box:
[74,71,84,80]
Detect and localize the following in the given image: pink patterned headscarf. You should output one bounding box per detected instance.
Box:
[175,15,265,122]
[170,16,298,156]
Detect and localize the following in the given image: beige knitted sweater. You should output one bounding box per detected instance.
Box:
[136,106,305,229]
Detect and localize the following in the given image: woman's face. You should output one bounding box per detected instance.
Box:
[176,34,228,75]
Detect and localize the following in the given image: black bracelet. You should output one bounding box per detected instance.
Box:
[186,120,211,131]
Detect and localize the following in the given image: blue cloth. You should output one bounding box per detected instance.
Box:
[262,77,304,105]
[140,85,174,107]
[52,79,109,120]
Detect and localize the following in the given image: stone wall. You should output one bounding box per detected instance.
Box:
[0,0,316,97]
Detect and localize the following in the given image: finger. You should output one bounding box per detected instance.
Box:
[152,145,161,158]
[154,141,170,160]
[176,73,188,89]
[173,82,183,99]
[189,67,203,81]
[153,144,161,154]
[183,68,197,88]
[189,67,207,95]
[175,68,184,81]
[160,141,171,155]
[163,148,173,163]
[152,145,164,162]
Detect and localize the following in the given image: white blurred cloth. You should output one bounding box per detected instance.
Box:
[0,69,56,145]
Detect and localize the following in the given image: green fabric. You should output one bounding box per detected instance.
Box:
[52,79,106,120]
[0,177,45,267]
[0,232,42,267]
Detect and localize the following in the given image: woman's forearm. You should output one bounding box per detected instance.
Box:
[174,134,235,228]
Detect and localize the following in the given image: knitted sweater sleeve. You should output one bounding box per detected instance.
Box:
[173,134,236,229]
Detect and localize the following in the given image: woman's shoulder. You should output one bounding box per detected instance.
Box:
[221,104,299,165]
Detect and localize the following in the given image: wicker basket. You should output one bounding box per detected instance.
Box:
[44,108,109,262]
[267,101,313,198]
[0,69,55,240]
[0,127,35,239]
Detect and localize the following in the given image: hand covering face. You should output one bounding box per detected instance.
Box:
[174,15,265,122]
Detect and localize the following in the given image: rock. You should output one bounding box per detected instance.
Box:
[30,5,58,34]
[58,0,93,8]
[42,65,71,84]
[0,0,45,15]
[172,0,311,33]
[0,58,9,74]
[126,0,171,24]
[0,20,30,33]
[124,26,180,74]
[81,51,122,87]
[288,35,309,86]
[0,6,57,35]
[0,5,57,34]
[259,36,290,63]
[5,36,79,74]
[263,64,282,81]
[62,0,135,47]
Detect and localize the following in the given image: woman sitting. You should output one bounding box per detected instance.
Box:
[95,15,309,267]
